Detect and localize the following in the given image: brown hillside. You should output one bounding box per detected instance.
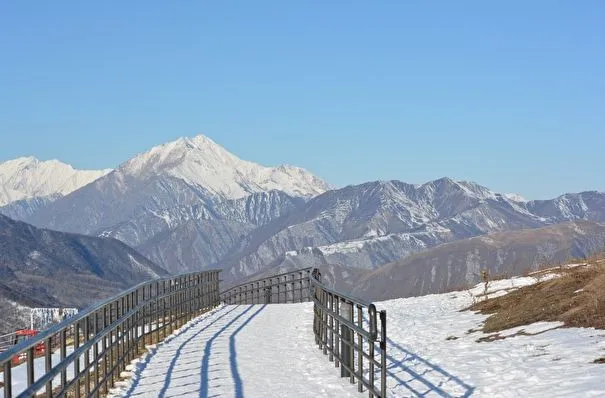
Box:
[471,258,605,333]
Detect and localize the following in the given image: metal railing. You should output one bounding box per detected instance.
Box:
[0,332,18,353]
[0,309,79,354]
[310,269,387,398]
[0,269,220,398]
[220,267,313,304]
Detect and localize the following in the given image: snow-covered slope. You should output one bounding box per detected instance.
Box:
[120,135,329,199]
[103,274,605,397]
[219,180,605,284]
[0,157,110,206]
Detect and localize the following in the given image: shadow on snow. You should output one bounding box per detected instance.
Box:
[386,337,475,397]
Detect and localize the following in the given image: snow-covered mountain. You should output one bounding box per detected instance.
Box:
[25,135,329,235]
[119,135,329,199]
[0,156,110,206]
[12,134,605,291]
[219,179,605,284]
[351,220,605,301]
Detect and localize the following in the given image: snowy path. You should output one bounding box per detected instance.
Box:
[109,304,358,398]
[108,277,605,397]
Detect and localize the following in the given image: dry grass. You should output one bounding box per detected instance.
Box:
[471,259,605,334]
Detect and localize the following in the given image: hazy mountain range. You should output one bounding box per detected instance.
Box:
[1,134,604,309]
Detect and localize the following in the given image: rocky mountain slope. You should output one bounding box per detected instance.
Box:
[5,135,605,294]
[24,135,328,235]
[350,221,605,301]
[0,214,167,312]
[219,180,605,283]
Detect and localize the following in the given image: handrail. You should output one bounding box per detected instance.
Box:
[0,269,216,361]
[0,269,221,398]
[310,269,388,397]
[219,267,388,397]
[220,267,313,304]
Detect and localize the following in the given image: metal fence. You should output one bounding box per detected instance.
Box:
[220,268,313,304]
[0,332,18,353]
[310,269,388,398]
[0,309,79,355]
[220,267,388,397]
[1,266,388,398]
[0,269,220,398]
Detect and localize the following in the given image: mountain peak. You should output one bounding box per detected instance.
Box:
[118,134,329,199]
[0,157,111,206]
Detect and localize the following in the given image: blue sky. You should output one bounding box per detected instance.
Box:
[1,1,603,199]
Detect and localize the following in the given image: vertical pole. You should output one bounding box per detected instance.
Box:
[349,302,355,385]
[74,321,81,398]
[357,305,363,393]
[94,311,100,396]
[4,361,12,398]
[299,272,303,302]
[26,347,34,388]
[102,306,108,394]
[323,290,328,355]
[44,337,52,397]
[161,282,166,339]
[61,328,67,390]
[329,293,334,362]
[109,304,114,390]
[334,296,342,367]
[369,339,375,398]
[155,282,164,342]
[340,299,353,379]
[125,296,131,365]
[85,316,91,397]
[269,278,273,303]
[380,310,387,398]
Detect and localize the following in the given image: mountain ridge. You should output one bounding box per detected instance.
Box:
[0,156,110,206]
[0,214,167,313]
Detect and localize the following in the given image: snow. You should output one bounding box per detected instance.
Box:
[5,272,604,397]
[106,273,605,397]
[314,233,426,256]
[127,254,161,278]
[0,343,93,398]
[503,193,527,202]
[108,304,359,398]
[0,157,110,206]
[382,284,605,397]
[118,135,330,200]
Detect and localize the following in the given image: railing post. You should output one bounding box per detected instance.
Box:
[357,304,363,393]
[299,271,303,302]
[85,316,91,396]
[27,346,34,389]
[45,337,52,397]
[380,310,387,398]
[4,361,12,398]
[102,306,108,394]
[335,296,340,368]
[340,299,353,380]
[328,294,334,362]
[94,311,100,397]
[323,291,328,355]
[155,282,161,342]
[74,321,81,398]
